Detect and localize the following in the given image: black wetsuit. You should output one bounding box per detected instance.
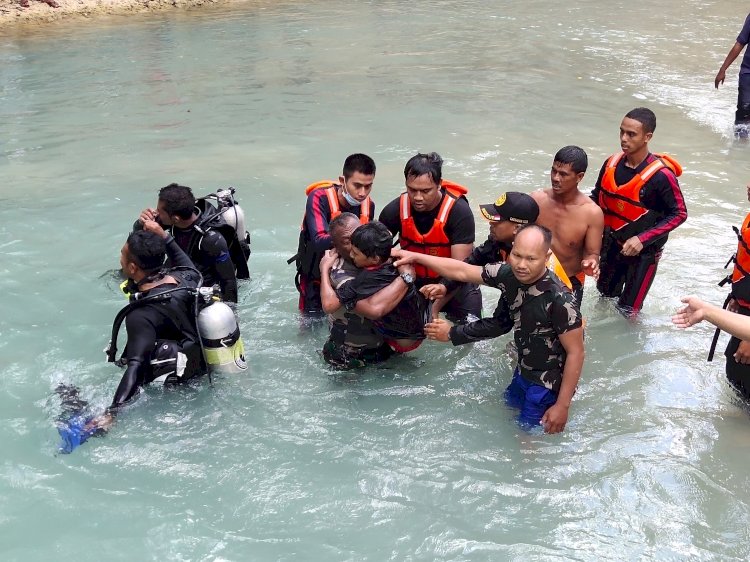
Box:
[335,262,429,343]
[134,211,238,303]
[113,237,205,408]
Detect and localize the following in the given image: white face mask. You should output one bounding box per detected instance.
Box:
[341,187,361,207]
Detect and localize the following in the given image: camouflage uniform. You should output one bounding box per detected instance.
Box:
[481,263,581,393]
[322,257,392,369]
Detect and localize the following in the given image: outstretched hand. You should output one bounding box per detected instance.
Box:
[671,296,708,329]
[85,412,114,432]
[391,249,416,267]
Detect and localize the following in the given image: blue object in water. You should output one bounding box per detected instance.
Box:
[57,414,96,454]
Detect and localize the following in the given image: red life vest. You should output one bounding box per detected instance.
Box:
[598,152,682,237]
[399,180,468,280]
[731,212,750,307]
[304,181,371,224]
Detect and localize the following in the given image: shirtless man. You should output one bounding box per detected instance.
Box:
[531,145,604,304]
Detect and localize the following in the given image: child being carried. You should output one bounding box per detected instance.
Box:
[335,221,430,352]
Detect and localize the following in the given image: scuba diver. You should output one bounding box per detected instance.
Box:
[136,183,251,303]
[57,222,245,453]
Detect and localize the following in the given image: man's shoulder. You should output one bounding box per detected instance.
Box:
[531,188,552,203]
[378,195,402,217]
[199,228,229,251]
[306,185,335,205]
[576,192,604,217]
[330,259,357,289]
[482,262,513,281]
[446,194,474,220]
[530,270,570,295]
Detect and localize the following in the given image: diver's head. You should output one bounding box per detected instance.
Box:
[349,221,393,268]
[157,183,196,226]
[121,230,166,282]
[329,212,360,259]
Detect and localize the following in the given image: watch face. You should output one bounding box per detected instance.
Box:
[402,272,414,284]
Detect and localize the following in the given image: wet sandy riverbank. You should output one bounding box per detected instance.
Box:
[0,0,230,29]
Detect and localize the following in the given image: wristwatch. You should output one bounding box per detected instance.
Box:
[400,272,415,286]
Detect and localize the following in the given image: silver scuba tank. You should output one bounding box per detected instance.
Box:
[216,188,249,243]
[197,300,248,374]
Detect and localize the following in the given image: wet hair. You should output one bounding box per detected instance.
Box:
[329,212,360,237]
[126,230,166,272]
[351,221,393,262]
[342,154,376,179]
[553,145,588,174]
[158,183,196,220]
[404,152,443,186]
[515,223,552,251]
[625,107,656,134]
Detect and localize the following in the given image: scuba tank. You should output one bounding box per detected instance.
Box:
[197,287,248,374]
[216,188,248,241]
[197,187,251,279]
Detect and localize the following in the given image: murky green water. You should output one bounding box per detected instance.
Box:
[2,0,750,559]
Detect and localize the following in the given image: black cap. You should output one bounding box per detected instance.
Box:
[479,192,539,224]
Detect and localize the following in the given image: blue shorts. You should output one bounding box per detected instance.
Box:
[504,367,558,428]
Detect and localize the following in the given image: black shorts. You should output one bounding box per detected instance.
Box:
[736,73,750,125]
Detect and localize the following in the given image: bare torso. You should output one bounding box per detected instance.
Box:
[531,188,603,277]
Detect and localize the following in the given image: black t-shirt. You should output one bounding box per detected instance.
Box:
[335,263,429,340]
[378,191,475,245]
[328,258,385,352]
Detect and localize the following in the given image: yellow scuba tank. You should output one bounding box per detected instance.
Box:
[197,296,248,374]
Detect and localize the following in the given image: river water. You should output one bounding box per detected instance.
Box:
[2,0,750,560]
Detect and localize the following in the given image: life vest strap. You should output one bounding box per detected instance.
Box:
[708,294,733,362]
[325,187,340,218]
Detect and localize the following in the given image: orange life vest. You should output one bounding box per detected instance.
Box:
[598,152,682,237]
[730,212,750,306]
[547,252,572,290]
[399,180,469,280]
[304,180,371,225]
